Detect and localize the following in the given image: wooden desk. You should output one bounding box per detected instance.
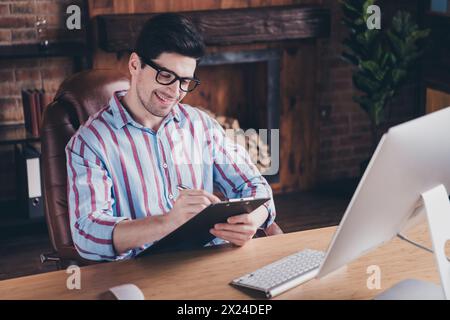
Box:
[0,223,439,299]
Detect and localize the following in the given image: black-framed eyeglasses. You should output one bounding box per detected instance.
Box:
[139,56,200,93]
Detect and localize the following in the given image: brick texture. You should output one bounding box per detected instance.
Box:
[0,0,85,123]
[316,0,421,184]
[0,0,84,200]
[0,0,424,200]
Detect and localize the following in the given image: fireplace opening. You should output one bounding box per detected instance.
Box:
[184,49,281,182]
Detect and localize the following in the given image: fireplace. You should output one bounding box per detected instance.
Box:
[95,4,330,192]
[191,49,281,182]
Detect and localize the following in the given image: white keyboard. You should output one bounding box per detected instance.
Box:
[231,249,325,298]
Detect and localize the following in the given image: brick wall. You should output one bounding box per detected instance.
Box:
[0,0,85,125]
[317,0,421,184]
[0,0,84,200]
[0,0,423,200]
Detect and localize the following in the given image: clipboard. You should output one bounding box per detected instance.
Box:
[136,197,270,257]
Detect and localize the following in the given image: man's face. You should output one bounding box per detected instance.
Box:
[135,52,197,118]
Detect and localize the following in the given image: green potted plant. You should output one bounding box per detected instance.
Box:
[341,0,430,152]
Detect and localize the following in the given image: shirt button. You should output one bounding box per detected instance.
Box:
[162,163,168,169]
[168,194,173,199]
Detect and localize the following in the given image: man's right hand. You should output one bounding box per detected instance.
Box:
[169,189,221,228]
[113,189,221,255]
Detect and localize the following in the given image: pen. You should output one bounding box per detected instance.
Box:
[177,184,228,202]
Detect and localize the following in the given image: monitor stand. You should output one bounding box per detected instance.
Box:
[375,184,450,300]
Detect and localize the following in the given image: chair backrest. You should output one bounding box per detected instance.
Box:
[41,70,130,262]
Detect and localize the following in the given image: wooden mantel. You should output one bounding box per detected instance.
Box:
[96,5,330,52]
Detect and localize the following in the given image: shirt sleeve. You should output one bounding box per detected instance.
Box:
[66,134,132,261]
[209,118,276,229]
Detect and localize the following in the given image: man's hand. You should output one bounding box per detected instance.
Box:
[170,189,221,229]
[113,189,220,255]
[210,205,269,246]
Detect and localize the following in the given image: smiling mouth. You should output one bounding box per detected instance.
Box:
[155,91,176,104]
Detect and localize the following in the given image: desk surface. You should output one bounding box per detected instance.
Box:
[0,223,438,299]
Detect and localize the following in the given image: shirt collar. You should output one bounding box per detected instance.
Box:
[110,90,181,130]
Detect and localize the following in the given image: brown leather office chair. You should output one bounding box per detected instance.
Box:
[40,69,282,267]
[41,70,130,267]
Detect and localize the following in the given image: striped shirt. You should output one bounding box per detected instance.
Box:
[66,90,276,261]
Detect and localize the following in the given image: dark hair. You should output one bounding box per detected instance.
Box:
[134,13,205,67]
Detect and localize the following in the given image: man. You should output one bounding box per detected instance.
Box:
[66,13,276,261]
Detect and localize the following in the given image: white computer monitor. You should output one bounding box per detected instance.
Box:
[316,107,450,284]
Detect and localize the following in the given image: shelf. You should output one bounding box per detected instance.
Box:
[0,42,89,60]
[0,125,40,146]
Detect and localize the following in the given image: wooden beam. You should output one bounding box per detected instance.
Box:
[97,5,330,52]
